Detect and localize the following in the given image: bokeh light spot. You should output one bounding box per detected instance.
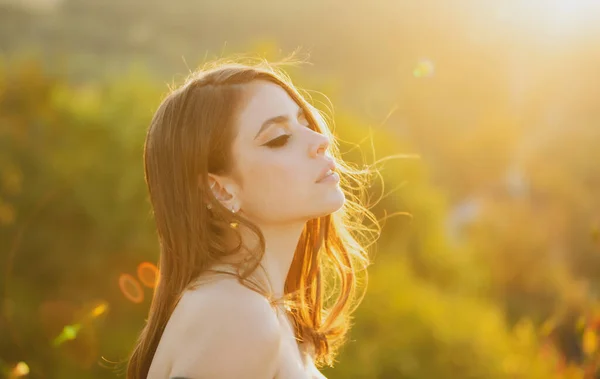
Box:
[137,262,159,288]
[53,323,81,346]
[413,59,435,78]
[119,273,144,303]
[11,361,29,377]
[90,302,108,318]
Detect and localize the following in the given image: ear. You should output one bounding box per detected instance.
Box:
[206,173,239,212]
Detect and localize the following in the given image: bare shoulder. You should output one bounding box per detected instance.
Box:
[299,341,328,379]
[166,278,281,379]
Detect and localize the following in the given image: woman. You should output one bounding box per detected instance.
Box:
[127,58,380,379]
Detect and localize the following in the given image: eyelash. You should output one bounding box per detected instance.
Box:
[264,114,309,148]
[265,134,291,148]
[266,134,291,148]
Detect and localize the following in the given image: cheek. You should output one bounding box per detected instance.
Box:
[248,158,304,190]
[241,155,309,209]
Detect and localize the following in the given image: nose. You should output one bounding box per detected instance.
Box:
[309,132,330,158]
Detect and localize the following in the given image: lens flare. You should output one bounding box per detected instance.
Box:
[90,302,108,318]
[53,323,81,346]
[137,262,159,288]
[10,361,29,378]
[413,59,435,78]
[118,273,144,303]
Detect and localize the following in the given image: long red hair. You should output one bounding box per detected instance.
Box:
[127,57,380,379]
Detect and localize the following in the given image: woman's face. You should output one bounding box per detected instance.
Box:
[213,80,345,226]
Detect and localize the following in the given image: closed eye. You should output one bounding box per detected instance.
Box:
[264,134,291,148]
[262,108,310,148]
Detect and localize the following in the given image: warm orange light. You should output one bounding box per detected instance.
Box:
[137,262,159,288]
[118,274,144,303]
[90,302,108,318]
[10,361,29,377]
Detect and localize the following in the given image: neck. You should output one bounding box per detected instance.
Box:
[261,224,304,298]
[257,222,306,298]
[228,220,305,299]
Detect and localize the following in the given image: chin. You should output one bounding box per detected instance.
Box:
[315,190,346,217]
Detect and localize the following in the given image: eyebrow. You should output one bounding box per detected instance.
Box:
[254,107,304,140]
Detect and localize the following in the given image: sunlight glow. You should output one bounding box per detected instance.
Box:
[495,0,600,39]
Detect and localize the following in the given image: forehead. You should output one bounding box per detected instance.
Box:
[235,80,298,139]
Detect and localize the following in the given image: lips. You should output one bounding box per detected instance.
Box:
[315,160,337,183]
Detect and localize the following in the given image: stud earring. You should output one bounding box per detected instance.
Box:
[230,206,239,229]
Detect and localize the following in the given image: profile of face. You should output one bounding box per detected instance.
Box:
[208,80,345,227]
